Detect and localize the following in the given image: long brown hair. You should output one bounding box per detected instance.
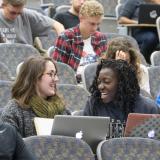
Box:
[12,56,57,107]
[104,37,141,82]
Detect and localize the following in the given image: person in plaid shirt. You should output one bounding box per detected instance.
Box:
[52,0,107,72]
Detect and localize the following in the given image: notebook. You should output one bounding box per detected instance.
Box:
[124,113,160,139]
[51,115,110,153]
[34,117,54,135]
[138,4,160,24]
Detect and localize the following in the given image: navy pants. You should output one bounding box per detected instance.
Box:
[132,28,159,64]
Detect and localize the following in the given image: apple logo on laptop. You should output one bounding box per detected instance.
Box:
[150,10,157,19]
[75,130,83,139]
[148,130,155,138]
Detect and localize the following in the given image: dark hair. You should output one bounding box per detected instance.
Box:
[90,59,140,117]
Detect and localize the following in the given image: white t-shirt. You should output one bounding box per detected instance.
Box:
[77,37,98,75]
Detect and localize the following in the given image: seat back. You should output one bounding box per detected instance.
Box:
[41,0,70,6]
[0,80,12,108]
[56,62,77,85]
[82,63,98,92]
[156,16,160,42]
[0,43,40,77]
[57,84,89,112]
[150,51,160,66]
[97,137,160,160]
[39,30,57,50]
[148,66,160,98]
[0,62,12,81]
[24,135,95,160]
[52,0,70,6]
[55,5,71,13]
[72,110,84,116]
[99,0,117,17]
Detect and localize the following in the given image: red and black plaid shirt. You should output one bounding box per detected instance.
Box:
[52,25,107,71]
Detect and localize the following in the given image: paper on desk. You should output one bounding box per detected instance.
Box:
[34,117,54,135]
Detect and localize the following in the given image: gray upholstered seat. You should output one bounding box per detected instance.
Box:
[0,62,12,81]
[0,80,12,108]
[72,110,84,116]
[24,135,95,160]
[148,66,160,99]
[39,30,57,50]
[99,0,117,17]
[81,62,97,92]
[57,84,89,112]
[56,62,77,85]
[0,43,40,77]
[55,5,71,13]
[150,51,160,66]
[156,16,160,42]
[97,137,160,160]
[50,0,70,6]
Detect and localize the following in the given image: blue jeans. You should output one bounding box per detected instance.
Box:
[132,28,159,64]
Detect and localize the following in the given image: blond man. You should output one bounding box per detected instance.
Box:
[52,0,107,73]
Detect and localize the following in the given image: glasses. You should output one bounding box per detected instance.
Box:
[43,72,57,79]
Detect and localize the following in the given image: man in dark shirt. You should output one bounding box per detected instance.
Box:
[118,0,160,64]
[54,0,89,29]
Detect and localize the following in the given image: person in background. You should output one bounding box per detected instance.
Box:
[0,121,36,159]
[54,0,90,29]
[83,59,159,126]
[0,0,65,45]
[52,0,106,71]
[52,0,107,82]
[105,37,150,94]
[1,56,70,137]
[118,0,160,64]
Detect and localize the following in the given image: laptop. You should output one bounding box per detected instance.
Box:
[124,113,160,139]
[51,115,110,153]
[138,4,160,24]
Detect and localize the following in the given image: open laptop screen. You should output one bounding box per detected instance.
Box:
[138,4,160,24]
[124,113,160,139]
[51,115,110,153]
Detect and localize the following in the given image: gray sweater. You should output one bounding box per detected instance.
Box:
[1,99,70,137]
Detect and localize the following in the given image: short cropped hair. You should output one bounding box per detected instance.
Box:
[79,0,104,17]
[3,0,27,6]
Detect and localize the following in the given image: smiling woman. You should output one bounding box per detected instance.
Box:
[1,56,71,138]
[83,59,159,132]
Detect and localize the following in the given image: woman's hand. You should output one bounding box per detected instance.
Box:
[115,50,130,63]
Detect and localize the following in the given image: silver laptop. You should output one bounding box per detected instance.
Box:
[51,115,110,153]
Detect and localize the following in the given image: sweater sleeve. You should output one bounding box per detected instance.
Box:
[83,97,94,116]
[1,100,23,134]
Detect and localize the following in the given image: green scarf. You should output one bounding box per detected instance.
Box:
[29,95,65,118]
